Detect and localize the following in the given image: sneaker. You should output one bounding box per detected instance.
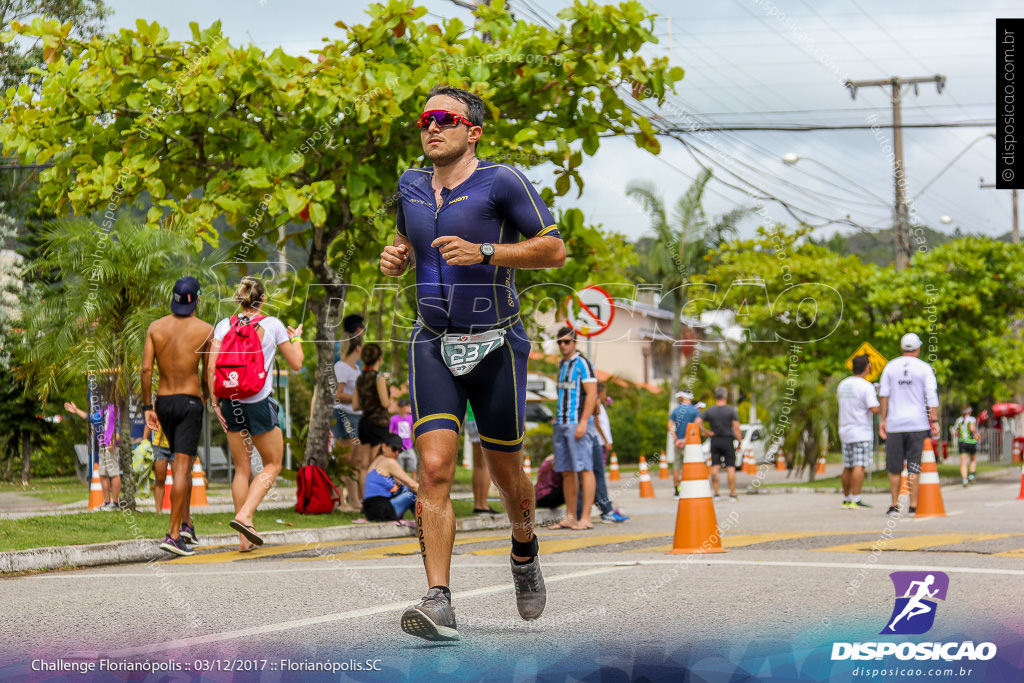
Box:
[908,506,916,514]
[401,588,460,641]
[101,502,118,511]
[713,495,721,502]
[180,522,198,544]
[159,534,196,557]
[611,509,630,521]
[968,474,976,483]
[729,496,738,503]
[962,479,969,488]
[842,501,855,509]
[673,485,681,500]
[601,511,628,523]
[853,500,872,509]
[510,554,546,621]
[886,505,900,517]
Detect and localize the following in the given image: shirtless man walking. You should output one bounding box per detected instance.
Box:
[141,276,213,556]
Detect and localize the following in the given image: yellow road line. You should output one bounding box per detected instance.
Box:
[814,533,1019,554]
[290,534,511,562]
[470,532,669,556]
[993,548,1024,558]
[162,538,403,565]
[634,531,830,554]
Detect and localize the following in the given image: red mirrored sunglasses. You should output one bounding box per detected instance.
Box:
[417,109,475,130]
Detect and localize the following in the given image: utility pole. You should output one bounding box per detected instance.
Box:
[845,75,946,271]
[980,182,1019,244]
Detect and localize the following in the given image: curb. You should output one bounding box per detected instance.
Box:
[745,467,1017,495]
[0,508,563,575]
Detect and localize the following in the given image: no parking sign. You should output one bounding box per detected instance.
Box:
[566,285,615,337]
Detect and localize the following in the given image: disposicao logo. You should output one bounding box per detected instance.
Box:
[881,571,948,635]
[831,570,997,662]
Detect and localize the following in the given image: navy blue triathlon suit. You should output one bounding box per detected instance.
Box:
[397,160,562,453]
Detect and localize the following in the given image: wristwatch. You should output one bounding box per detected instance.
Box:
[480,242,495,265]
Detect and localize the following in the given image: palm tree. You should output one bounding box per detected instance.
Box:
[18,216,208,508]
[627,169,749,393]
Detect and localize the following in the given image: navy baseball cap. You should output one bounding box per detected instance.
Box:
[171,276,201,315]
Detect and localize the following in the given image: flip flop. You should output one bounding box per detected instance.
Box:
[547,521,574,530]
[229,520,264,546]
[570,525,594,531]
[239,544,257,553]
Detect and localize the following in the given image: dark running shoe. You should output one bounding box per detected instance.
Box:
[853,500,873,509]
[886,505,900,517]
[908,506,916,514]
[511,554,546,621]
[401,589,460,641]
[159,534,196,557]
[180,522,198,544]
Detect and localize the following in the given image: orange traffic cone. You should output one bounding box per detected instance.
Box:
[899,465,909,500]
[88,462,104,510]
[1016,462,1024,500]
[190,459,209,507]
[815,455,827,475]
[161,469,173,512]
[915,438,946,518]
[741,448,757,475]
[775,454,787,471]
[658,451,670,479]
[608,452,620,481]
[669,422,727,554]
[523,453,532,478]
[638,456,656,498]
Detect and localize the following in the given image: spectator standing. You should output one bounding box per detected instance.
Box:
[589,382,627,523]
[878,332,941,516]
[464,403,496,514]
[837,354,879,509]
[64,398,120,510]
[668,389,702,499]
[352,343,392,498]
[700,387,741,502]
[390,397,418,480]
[333,337,363,511]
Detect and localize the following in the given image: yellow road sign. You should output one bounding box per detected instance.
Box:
[846,342,887,381]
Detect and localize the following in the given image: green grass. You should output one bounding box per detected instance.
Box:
[0,476,89,505]
[763,463,1007,489]
[0,498,492,552]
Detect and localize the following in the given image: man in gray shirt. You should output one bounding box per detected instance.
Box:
[700,387,742,501]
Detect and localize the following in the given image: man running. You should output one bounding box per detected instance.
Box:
[140,276,213,556]
[379,85,565,641]
[953,405,979,487]
[878,333,940,516]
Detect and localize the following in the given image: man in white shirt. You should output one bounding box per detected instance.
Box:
[878,333,941,516]
[837,354,880,509]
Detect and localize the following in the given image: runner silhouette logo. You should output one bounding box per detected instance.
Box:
[881,571,949,635]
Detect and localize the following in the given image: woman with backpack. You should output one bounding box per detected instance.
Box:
[352,343,392,493]
[210,276,304,551]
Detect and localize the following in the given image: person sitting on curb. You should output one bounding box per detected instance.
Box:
[362,434,419,526]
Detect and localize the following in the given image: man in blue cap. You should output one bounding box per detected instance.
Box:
[141,276,214,556]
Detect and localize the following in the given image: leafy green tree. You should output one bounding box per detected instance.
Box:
[19,217,208,507]
[1,0,683,460]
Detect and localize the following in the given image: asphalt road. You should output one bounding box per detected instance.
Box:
[3,474,1023,682]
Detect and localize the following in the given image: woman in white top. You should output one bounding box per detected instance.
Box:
[333,338,363,511]
[209,277,304,551]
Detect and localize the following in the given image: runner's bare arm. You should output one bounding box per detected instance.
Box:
[430,234,565,269]
[199,336,211,404]
[278,324,304,371]
[140,328,159,429]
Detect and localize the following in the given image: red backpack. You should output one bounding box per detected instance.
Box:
[295,463,341,514]
[213,314,267,400]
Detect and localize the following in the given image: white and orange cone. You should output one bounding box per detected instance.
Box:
[523,453,532,478]
[638,456,656,498]
[741,448,757,475]
[915,438,946,518]
[899,465,909,500]
[815,455,827,476]
[190,458,209,507]
[669,422,727,554]
[88,462,104,510]
[775,454,787,472]
[1016,462,1024,500]
[161,469,173,512]
[658,451,670,480]
[608,452,620,481]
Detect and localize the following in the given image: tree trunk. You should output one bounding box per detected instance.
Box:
[117,394,136,509]
[304,227,347,466]
[20,434,31,485]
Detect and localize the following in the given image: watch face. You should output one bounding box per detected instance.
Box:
[482,243,495,256]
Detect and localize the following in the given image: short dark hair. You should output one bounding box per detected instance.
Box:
[556,326,576,341]
[361,343,382,367]
[342,314,365,334]
[383,434,404,452]
[851,354,871,375]
[427,85,485,127]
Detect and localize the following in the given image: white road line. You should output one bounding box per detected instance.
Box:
[627,558,1024,577]
[100,566,629,657]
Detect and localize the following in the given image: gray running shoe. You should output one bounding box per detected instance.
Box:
[510,554,546,620]
[401,588,460,642]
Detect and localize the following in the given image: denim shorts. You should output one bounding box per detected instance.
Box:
[219,397,281,436]
[331,409,360,440]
